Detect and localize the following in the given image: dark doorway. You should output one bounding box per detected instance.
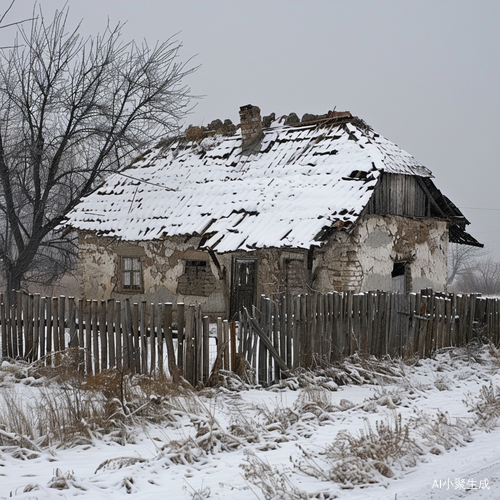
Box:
[230,258,257,320]
[392,261,407,294]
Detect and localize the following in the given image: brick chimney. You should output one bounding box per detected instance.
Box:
[239,104,263,148]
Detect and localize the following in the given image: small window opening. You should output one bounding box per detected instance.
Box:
[391,262,406,278]
[392,261,407,294]
[185,260,207,276]
[121,257,142,291]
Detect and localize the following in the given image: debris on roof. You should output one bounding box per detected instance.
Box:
[63,107,477,252]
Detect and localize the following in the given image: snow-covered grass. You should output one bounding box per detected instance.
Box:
[1,344,500,499]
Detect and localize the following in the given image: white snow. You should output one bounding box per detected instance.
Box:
[2,345,500,499]
[62,118,431,250]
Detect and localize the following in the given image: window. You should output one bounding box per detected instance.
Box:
[177,259,216,296]
[121,256,142,291]
[185,260,207,275]
[284,257,305,294]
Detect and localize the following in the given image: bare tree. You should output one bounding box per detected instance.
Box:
[454,257,500,296]
[0,5,196,293]
[448,243,488,287]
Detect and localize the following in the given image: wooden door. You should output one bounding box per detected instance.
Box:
[230,258,257,319]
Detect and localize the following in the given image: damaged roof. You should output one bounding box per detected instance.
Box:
[63,110,479,251]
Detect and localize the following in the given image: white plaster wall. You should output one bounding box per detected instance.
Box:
[77,232,227,315]
[313,215,448,293]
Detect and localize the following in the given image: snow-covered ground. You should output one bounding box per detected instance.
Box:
[1,344,500,499]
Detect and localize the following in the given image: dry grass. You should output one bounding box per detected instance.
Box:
[295,414,422,487]
[416,410,472,454]
[465,381,500,430]
[241,451,309,500]
[0,358,203,452]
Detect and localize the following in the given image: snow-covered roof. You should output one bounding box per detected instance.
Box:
[63,113,434,252]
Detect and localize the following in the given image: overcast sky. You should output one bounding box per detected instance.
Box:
[2,0,500,258]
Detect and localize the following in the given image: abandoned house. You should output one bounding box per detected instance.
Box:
[62,105,481,318]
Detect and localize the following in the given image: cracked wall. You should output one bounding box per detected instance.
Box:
[313,214,448,293]
[77,232,227,316]
[77,214,448,317]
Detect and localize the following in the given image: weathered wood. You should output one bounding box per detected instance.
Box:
[258,295,268,384]
[156,303,164,376]
[140,301,147,373]
[78,298,84,373]
[149,303,156,375]
[115,301,122,371]
[52,296,59,354]
[99,300,108,370]
[273,306,280,382]
[230,321,237,374]
[107,300,116,368]
[58,296,66,354]
[0,297,7,359]
[164,303,179,382]
[287,293,294,367]
[25,294,34,361]
[177,303,185,376]
[45,297,52,364]
[132,302,140,373]
[292,295,301,368]
[184,305,195,386]
[16,291,23,358]
[85,300,92,374]
[195,307,203,383]
[245,311,289,373]
[3,290,500,388]
[92,300,99,374]
[68,297,76,349]
[202,315,210,383]
[224,319,231,371]
[123,299,134,372]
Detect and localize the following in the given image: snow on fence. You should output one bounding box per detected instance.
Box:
[240,289,500,385]
[0,292,236,387]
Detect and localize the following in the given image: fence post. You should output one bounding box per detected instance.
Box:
[58,296,66,355]
[68,297,76,348]
[0,295,7,359]
[139,301,147,374]
[132,302,140,373]
[149,303,156,375]
[177,303,185,376]
[258,295,268,384]
[99,300,108,370]
[156,302,164,376]
[77,299,84,373]
[107,300,116,369]
[114,301,122,371]
[85,300,92,374]
[163,303,179,383]
[184,304,195,386]
[92,299,99,374]
[202,315,210,383]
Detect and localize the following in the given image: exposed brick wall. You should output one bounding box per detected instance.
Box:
[239,105,262,148]
[177,261,216,296]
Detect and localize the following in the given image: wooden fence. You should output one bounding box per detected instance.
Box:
[2,289,500,387]
[0,292,237,387]
[239,289,500,385]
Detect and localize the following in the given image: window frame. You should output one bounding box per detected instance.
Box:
[119,255,144,293]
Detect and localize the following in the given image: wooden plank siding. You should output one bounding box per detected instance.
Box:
[366,173,430,217]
